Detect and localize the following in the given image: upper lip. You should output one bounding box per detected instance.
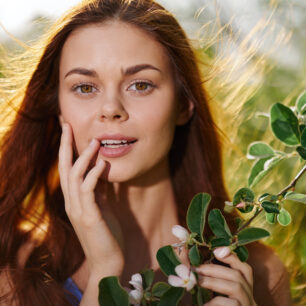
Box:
[96,134,138,142]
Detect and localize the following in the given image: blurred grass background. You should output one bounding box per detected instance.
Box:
[1,0,305,304]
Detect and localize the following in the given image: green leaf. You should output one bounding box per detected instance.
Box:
[208,209,232,239]
[152,282,170,298]
[296,146,306,160]
[186,193,211,242]
[266,212,277,224]
[284,191,306,204]
[235,217,243,228]
[248,158,271,187]
[277,208,292,226]
[237,227,270,245]
[233,187,255,204]
[234,245,249,262]
[296,90,306,115]
[98,277,129,306]
[247,142,275,159]
[270,103,300,146]
[301,128,306,148]
[210,237,231,248]
[261,201,280,213]
[233,188,255,213]
[188,245,201,266]
[300,124,306,134]
[249,156,286,188]
[258,193,271,202]
[157,287,184,306]
[141,269,154,290]
[156,246,181,276]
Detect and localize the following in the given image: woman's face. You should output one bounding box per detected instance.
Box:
[59,21,186,183]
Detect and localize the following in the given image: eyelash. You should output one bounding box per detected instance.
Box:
[71,80,156,97]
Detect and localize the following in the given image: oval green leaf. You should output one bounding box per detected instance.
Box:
[152,282,171,298]
[141,269,154,290]
[270,103,300,146]
[249,156,286,188]
[156,246,181,276]
[208,209,232,239]
[157,287,184,306]
[233,188,255,213]
[99,276,129,306]
[210,237,231,248]
[301,128,306,148]
[261,201,280,213]
[266,212,277,224]
[296,90,306,115]
[247,142,275,159]
[296,146,306,160]
[248,158,271,187]
[277,208,292,226]
[186,193,211,242]
[284,191,306,204]
[237,227,270,245]
[234,245,249,262]
[188,245,201,266]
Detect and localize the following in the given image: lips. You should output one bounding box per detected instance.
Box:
[97,134,137,158]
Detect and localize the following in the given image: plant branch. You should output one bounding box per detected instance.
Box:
[235,208,264,235]
[277,164,306,197]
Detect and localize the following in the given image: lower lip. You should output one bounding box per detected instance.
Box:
[99,142,136,158]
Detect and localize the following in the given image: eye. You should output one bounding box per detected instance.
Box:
[127,81,156,94]
[72,83,98,95]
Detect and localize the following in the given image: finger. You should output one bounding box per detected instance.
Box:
[70,138,100,180]
[81,159,106,196]
[213,247,253,288]
[58,123,73,201]
[195,264,251,296]
[204,296,240,306]
[199,276,251,305]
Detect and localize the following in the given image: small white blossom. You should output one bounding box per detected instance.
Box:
[168,264,197,291]
[128,273,143,305]
[172,225,189,242]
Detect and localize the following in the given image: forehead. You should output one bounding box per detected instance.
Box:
[59,21,171,75]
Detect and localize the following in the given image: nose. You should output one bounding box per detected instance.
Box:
[97,90,129,122]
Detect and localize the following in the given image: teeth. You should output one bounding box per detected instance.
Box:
[101,139,128,145]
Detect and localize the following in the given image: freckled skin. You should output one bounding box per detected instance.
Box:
[59,21,184,184]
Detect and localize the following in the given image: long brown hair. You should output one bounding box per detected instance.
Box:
[0,0,229,304]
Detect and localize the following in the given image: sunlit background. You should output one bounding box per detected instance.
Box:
[1,0,305,304]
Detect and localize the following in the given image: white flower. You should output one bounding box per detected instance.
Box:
[168,264,197,291]
[172,225,189,242]
[128,273,143,305]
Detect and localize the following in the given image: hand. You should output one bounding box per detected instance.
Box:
[196,247,257,306]
[58,123,124,279]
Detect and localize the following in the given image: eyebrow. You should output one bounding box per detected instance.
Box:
[64,64,161,79]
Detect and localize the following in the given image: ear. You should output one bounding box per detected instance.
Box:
[176,99,194,126]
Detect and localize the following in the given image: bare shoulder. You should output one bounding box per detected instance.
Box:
[247,242,292,306]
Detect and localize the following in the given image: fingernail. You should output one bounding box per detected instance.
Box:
[213,247,231,258]
[89,138,97,147]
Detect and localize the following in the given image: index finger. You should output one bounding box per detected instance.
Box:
[213,247,253,288]
[58,123,73,197]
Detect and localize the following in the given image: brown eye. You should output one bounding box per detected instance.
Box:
[128,81,155,94]
[80,84,93,93]
[135,82,148,91]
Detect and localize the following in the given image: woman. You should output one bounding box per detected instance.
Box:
[0,0,291,305]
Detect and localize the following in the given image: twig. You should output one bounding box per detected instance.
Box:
[235,208,264,235]
[277,164,306,197]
